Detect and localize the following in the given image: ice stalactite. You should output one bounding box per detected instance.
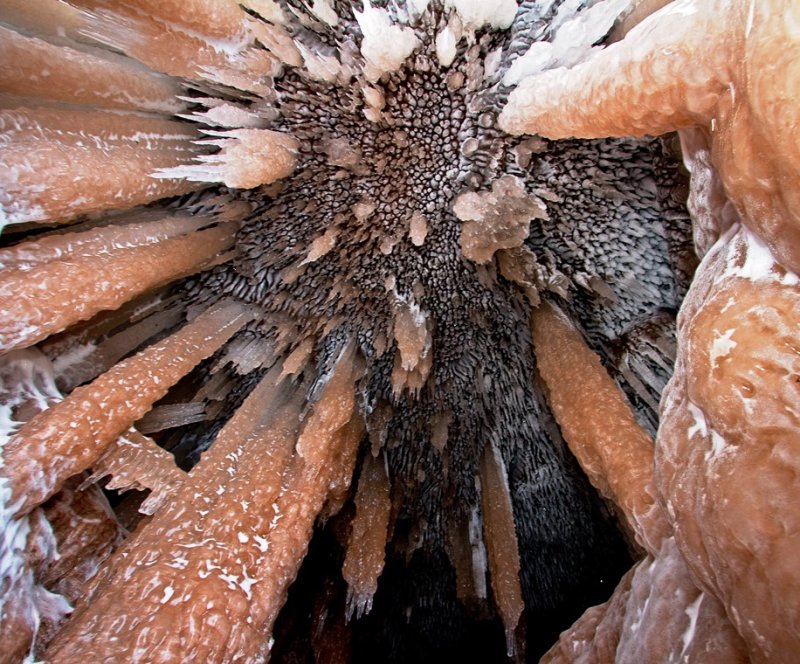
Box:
[479,443,524,659]
[531,300,669,555]
[152,129,299,190]
[500,0,734,139]
[1,0,797,660]
[1,300,252,517]
[0,217,236,352]
[45,347,363,662]
[509,0,800,660]
[501,0,800,276]
[82,429,186,516]
[0,108,202,228]
[0,25,185,114]
[65,0,281,95]
[342,451,391,620]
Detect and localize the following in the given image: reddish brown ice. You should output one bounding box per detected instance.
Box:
[83,0,252,42]
[153,129,300,189]
[657,225,800,662]
[67,0,279,94]
[1,301,252,517]
[541,537,748,663]
[45,350,363,662]
[480,443,524,658]
[0,107,201,226]
[1,483,126,664]
[531,301,670,555]
[0,0,86,42]
[500,0,800,276]
[0,219,237,352]
[0,25,184,114]
[342,452,392,619]
[83,429,186,516]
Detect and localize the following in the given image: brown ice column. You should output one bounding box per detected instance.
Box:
[480,443,524,658]
[1,300,252,517]
[0,25,184,114]
[82,429,186,516]
[342,452,392,619]
[500,0,800,275]
[541,537,748,663]
[0,107,201,226]
[70,0,279,94]
[46,350,363,663]
[0,0,87,45]
[657,226,800,662]
[499,0,735,138]
[531,301,670,555]
[0,218,236,352]
[86,0,253,42]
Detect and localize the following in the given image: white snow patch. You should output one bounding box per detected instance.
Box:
[687,401,708,439]
[679,592,704,657]
[159,586,175,604]
[435,25,458,67]
[721,225,800,286]
[710,329,737,367]
[707,431,729,462]
[445,0,518,30]
[504,0,629,85]
[356,1,421,79]
[311,0,339,27]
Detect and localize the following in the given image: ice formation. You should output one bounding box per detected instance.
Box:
[0,0,797,662]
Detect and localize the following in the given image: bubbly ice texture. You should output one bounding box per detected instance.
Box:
[44,350,363,663]
[0,107,200,227]
[658,226,800,661]
[541,537,747,663]
[500,0,800,276]
[0,219,237,353]
[0,25,184,114]
[1,301,252,518]
[83,429,186,516]
[342,452,391,620]
[531,301,670,555]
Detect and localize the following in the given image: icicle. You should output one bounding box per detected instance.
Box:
[390,301,433,396]
[453,175,548,264]
[355,0,421,81]
[0,0,87,45]
[82,429,186,516]
[153,129,299,190]
[52,306,186,391]
[530,301,670,555]
[0,107,201,227]
[137,403,208,434]
[45,351,362,662]
[75,2,280,95]
[480,443,524,659]
[342,452,391,620]
[0,25,185,114]
[1,300,253,518]
[0,221,237,353]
